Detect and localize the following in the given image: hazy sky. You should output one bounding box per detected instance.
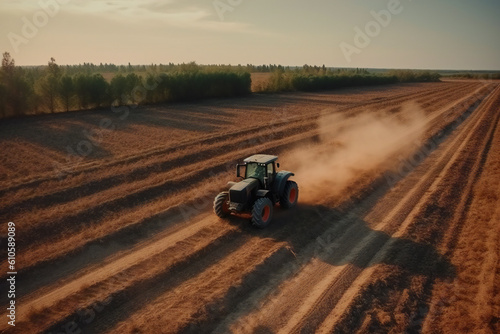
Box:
[1,0,499,69]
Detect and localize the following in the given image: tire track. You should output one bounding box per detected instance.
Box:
[420,87,500,333]
[4,217,242,333]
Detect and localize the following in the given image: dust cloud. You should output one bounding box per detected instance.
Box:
[286,102,428,203]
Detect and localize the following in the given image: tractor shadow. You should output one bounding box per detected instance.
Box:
[228,202,455,280]
[217,201,455,333]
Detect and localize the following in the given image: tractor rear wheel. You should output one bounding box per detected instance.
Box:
[252,197,274,228]
[214,192,230,218]
[280,180,298,208]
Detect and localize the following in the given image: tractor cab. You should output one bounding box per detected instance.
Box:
[237,154,279,189]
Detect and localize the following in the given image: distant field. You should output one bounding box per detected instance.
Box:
[0,80,499,333]
[250,72,272,91]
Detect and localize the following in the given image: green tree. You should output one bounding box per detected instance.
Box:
[88,74,109,107]
[0,52,33,118]
[110,74,128,104]
[0,52,14,118]
[75,74,90,109]
[179,61,200,74]
[1,52,15,77]
[58,75,74,112]
[38,57,61,112]
[0,79,6,118]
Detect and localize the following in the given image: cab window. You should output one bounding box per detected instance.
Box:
[267,163,274,177]
[246,163,266,180]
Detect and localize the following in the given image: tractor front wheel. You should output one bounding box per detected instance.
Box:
[214,192,230,218]
[252,197,274,228]
[280,180,298,209]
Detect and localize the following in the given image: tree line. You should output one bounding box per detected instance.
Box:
[0,54,251,119]
[445,72,500,80]
[0,53,446,120]
[255,68,441,93]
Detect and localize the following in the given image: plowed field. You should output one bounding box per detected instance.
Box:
[0,80,499,333]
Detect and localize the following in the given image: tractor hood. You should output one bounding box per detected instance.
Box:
[229,178,259,204]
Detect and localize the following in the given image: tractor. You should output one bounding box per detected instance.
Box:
[213,154,298,228]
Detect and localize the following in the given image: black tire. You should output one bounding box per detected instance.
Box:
[280,180,298,209]
[251,197,274,228]
[214,192,230,218]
